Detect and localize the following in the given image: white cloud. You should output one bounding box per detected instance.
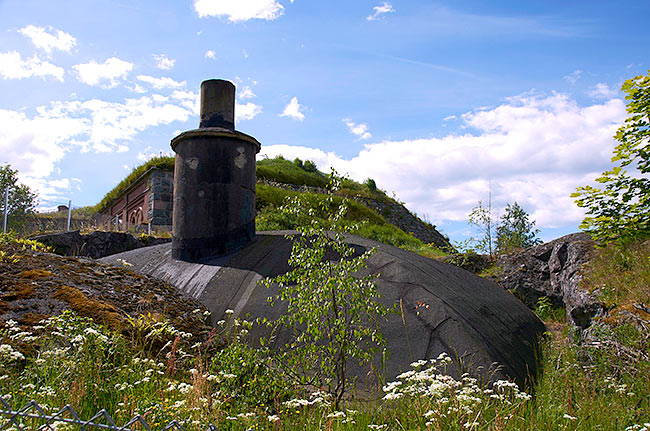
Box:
[171,90,200,114]
[194,0,284,21]
[205,50,216,59]
[280,97,305,121]
[136,146,174,162]
[237,102,262,121]
[263,92,626,232]
[589,82,618,99]
[137,75,186,89]
[153,54,175,70]
[169,88,262,122]
[0,108,87,208]
[343,118,371,140]
[75,97,193,151]
[238,85,256,100]
[72,57,133,87]
[0,90,199,208]
[242,49,249,59]
[563,69,583,84]
[443,115,457,122]
[18,25,76,54]
[0,51,64,81]
[126,83,147,94]
[367,2,394,21]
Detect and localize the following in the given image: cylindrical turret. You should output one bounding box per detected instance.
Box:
[171,79,261,261]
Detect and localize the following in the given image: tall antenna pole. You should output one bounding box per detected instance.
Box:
[2,187,8,234]
[67,200,72,231]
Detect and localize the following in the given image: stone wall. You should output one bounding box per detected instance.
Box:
[148,170,174,228]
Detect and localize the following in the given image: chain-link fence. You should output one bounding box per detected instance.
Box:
[0,397,219,431]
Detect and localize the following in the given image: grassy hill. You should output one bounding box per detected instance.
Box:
[54,155,452,255]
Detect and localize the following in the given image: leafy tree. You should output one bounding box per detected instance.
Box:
[0,164,37,231]
[261,172,390,408]
[364,177,377,192]
[468,199,496,256]
[302,159,318,173]
[572,70,650,244]
[495,202,541,253]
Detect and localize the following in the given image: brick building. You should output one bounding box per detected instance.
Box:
[99,167,174,231]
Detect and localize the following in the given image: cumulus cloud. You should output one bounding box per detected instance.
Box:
[72,57,133,87]
[280,97,305,121]
[18,25,76,54]
[563,69,583,84]
[589,82,618,99]
[263,92,626,231]
[343,118,371,140]
[205,50,216,59]
[136,75,186,89]
[237,102,262,121]
[168,88,261,122]
[238,85,256,100]
[0,51,64,81]
[193,0,284,22]
[0,94,193,183]
[153,54,175,70]
[136,146,174,163]
[367,2,394,21]
[0,108,86,179]
[171,90,200,114]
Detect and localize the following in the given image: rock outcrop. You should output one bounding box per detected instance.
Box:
[32,231,170,259]
[0,238,209,338]
[497,233,605,328]
[358,197,452,251]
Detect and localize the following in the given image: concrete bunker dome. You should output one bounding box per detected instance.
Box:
[170,79,261,261]
[103,78,546,391]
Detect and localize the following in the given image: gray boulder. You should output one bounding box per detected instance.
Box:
[101,231,546,389]
[497,232,604,328]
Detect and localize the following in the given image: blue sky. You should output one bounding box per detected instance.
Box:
[1,0,648,244]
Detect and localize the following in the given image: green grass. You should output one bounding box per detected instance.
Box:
[95,155,392,214]
[255,183,437,251]
[256,156,330,188]
[580,240,650,308]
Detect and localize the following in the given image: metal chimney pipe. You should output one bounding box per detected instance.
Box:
[170,79,261,262]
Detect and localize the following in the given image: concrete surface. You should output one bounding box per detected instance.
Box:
[100,231,546,389]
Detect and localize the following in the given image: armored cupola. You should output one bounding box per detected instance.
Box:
[170,79,261,261]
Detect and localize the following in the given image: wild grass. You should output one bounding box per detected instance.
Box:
[580,239,650,307]
[255,184,432,251]
[2,231,648,431]
[256,156,329,188]
[2,311,648,430]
